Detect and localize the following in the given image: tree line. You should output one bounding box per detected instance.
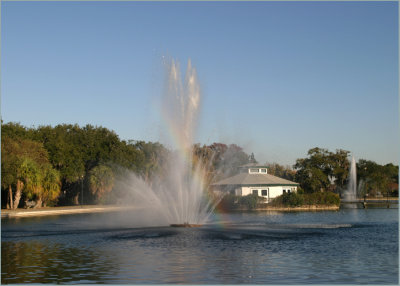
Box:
[1,122,253,209]
[2,122,398,209]
[2,122,167,208]
[267,147,398,198]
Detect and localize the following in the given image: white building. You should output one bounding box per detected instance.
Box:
[212,163,299,203]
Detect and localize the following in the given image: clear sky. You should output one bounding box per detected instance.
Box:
[1,1,398,166]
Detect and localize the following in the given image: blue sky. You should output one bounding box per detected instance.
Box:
[1,1,398,166]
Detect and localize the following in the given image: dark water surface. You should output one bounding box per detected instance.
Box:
[2,209,398,284]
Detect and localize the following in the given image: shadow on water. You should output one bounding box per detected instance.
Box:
[2,226,178,241]
[97,222,356,243]
[3,222,356,242]
[108,227,179,240]
[198,222,354,241]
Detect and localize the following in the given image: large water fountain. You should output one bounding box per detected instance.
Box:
[3,61,398,285]
[118,59,219,226]
[343,156,357,201]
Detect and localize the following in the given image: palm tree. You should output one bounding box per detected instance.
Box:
[41,165,61,207]
[88,165,115,203]
[1,136,51,209]
[18,158,43,207]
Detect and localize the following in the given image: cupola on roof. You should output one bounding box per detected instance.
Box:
[238,163,268,174]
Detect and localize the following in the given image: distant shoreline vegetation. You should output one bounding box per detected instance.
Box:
[217,192,340,212]
[1,122,398,210]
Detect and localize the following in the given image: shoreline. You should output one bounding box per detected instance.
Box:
[1,205,134,218]
[2,204,340,219]
[3,199,397,218]
[233,205,340,212]
[256,205,340,211]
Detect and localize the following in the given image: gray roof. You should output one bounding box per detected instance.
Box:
[239,163,267,168]
[212,173,299,186]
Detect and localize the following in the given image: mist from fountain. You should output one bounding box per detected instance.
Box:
[117,59,220,226]
[343,156,357,201]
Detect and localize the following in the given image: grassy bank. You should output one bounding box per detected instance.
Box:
[269,192,340,208]
[253,205,340,211]
[218,192,341,212]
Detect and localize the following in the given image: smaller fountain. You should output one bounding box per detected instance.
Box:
[343,156,357,201]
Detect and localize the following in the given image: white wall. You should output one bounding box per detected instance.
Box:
[248,168,268,174]
[240,186,297,203]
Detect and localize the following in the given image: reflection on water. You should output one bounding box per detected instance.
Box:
[2,241,118,283]
[2,209,398,284]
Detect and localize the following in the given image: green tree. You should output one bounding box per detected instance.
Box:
[328,149,351,194]
[215,144,251,179]
[133,141,168,184]
[88,165,115,203]
[1,136,50,209]
[192,143,253,183]
[266,162,296,181]
[357,160,398,197]
[16,159,60,208]
[238,194,265,209]
[294,148,335,193]
[1,121,268,208]
[18,158,43,207]
[41,165,61,207]
[191,143,219,189]
[32,124,126,204]
[384,163,399,196]
[1,122,32,140]
[33,124,85,183]
[110,140,145,173]
[294,148,353,194]
[2,137,21,209]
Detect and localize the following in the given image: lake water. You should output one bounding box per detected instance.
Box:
[2,208,398,284]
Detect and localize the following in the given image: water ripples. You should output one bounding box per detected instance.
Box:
[2,209,398,284]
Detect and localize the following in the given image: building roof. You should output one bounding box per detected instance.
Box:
[239,163,267,168]
[212,172,299,186]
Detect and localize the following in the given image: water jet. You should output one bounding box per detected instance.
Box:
[343,156,357,201]
[119,58,221,226]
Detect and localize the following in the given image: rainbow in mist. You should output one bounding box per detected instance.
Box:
[118,59,221,226]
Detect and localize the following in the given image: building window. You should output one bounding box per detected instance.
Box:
[288,189,291,194]
[262,189,268,196]
[252,189,258,195]
[283,190,286,194]
[250,168,259,173]
[260,169,267,173]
